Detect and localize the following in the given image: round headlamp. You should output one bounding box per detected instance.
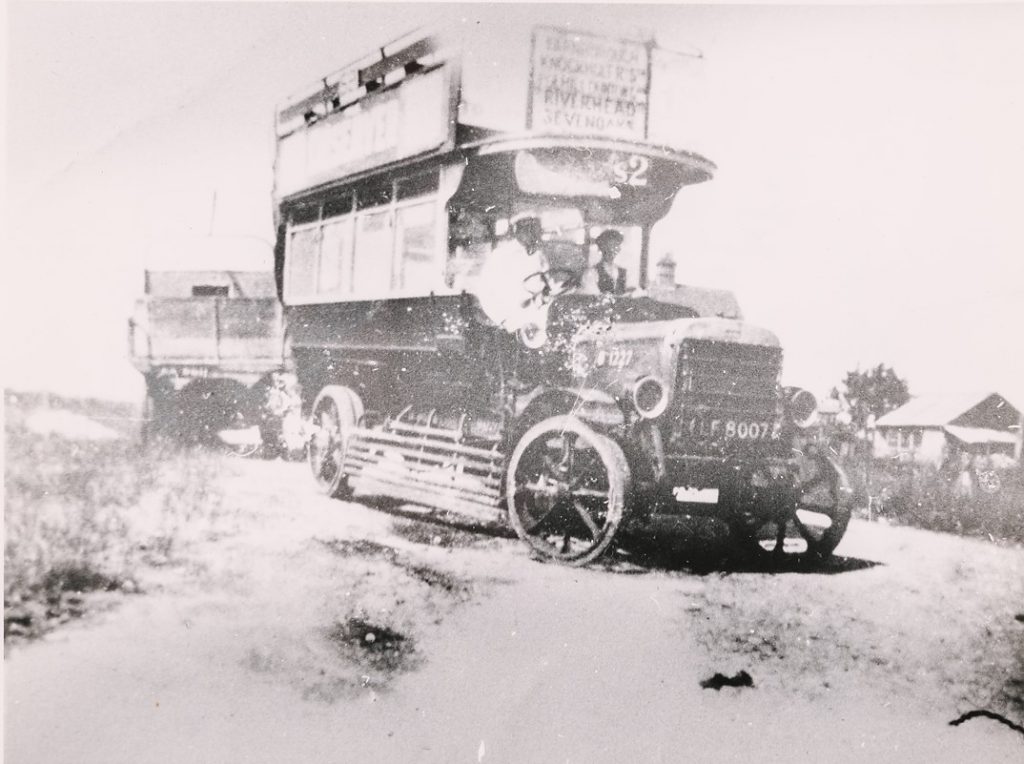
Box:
[786,387,818,428]
[631,376,669,419]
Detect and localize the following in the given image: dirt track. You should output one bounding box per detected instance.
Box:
[6,457,1024,763]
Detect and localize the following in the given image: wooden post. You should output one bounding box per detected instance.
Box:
[864,414,876,513]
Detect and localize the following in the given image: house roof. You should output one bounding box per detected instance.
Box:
[943,425,1019,446]
[875,391,1012,428]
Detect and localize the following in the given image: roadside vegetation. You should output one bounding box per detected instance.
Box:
[828,364,1023,546]
[4,391,224,644]
[842,454,1024,545]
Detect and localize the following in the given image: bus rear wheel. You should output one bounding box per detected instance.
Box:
[308,386,364,499]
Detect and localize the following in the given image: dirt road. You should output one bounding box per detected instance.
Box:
[6,457,1023,763]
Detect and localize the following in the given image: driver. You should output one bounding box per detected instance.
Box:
[581,229,627,295]
[474,215,550,332]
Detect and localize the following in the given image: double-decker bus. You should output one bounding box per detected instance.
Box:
[273,25,851,565]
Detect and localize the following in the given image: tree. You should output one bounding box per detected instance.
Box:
[840,364,911,430]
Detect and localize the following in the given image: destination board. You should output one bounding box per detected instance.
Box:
[528,27,650,140]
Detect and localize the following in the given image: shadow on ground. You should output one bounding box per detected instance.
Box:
[596,515,884,576]
[355,496,519,546]
[358,500,884,578]
[609,530,883,577]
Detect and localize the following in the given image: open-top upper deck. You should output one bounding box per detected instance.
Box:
[273,25,716,308]
[273,25,714,203]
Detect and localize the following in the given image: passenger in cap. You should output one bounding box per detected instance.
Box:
[581,229,627,295]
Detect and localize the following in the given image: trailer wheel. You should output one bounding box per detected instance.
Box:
[506,416,630,566]
[308,386,364,498]
[731,447,852,564]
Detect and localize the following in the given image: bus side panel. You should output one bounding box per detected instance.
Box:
[287,294,494,412]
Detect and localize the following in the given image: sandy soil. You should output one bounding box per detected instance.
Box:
[5,456,1024,763]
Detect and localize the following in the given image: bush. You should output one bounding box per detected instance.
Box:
[839,453,1024,544]
[4,407,223,641]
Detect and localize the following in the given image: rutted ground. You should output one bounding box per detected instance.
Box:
[6,455,1024,763]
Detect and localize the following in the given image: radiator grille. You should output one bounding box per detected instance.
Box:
[666,339,783,456]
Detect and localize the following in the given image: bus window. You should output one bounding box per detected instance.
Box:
[357,182,393,210]
[286,227,319,301]
[319,216,354,295]
[397,171,439,201]
[396,201,439,290]
[446,208,493,290]
[290,204,319,226]
[323,194,353,219]
[352,210,394,294]
[283,171,447,301]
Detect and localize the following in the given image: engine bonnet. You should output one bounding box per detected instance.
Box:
[574,315,780,349]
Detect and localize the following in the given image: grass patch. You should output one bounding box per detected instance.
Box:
[5,396,224,643]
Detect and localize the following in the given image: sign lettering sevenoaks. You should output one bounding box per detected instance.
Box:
[275,67,453,198]
[529,27,650,141]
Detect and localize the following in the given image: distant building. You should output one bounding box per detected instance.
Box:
[816,394,851,429]
[647,255,743,319]
[872,392,1020,466]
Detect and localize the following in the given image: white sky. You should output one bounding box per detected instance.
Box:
[3,2,1023,406]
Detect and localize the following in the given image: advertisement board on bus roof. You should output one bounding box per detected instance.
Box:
[272,24,706,200]
[274,66,455,199]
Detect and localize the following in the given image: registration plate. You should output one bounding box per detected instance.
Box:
[687,417,774,441]
[672,486,720,504]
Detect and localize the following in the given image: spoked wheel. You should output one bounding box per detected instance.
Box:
[732,447,852,564]
[308,386,364,498]
[506,416,630,566]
